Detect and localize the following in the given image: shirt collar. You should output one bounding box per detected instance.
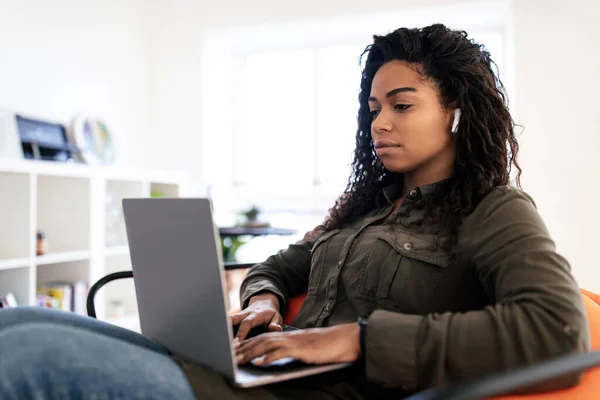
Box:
[375,178,450,207]
[375,183,402,207]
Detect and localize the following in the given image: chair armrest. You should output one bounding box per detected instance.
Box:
[86,263,256,318]
[223,262,256,270]
[86,271,133,318]
[408,350,600,400]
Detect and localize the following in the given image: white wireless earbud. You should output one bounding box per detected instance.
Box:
[451,108,461,133]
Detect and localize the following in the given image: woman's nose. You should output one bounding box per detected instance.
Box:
[371,109,393,135]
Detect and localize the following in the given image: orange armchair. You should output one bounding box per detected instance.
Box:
[479,289,600,400]
[283,293,307,324]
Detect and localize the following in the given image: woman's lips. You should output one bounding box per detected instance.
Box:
[373,140,401,156]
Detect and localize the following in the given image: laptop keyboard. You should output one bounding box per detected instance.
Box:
[249,356,307,370]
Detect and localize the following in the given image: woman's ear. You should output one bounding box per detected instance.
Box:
[451,108,461,133]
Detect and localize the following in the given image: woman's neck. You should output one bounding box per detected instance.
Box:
[401,146,455,195]
[402,166,453,196]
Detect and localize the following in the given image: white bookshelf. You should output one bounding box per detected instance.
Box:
[0,159,187,323]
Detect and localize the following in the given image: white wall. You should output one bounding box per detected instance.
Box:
[512,0,600,290]
[0,0,150,168]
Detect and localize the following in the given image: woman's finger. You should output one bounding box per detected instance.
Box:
[236,335,272,355]
[235,330,283,352]
[230,310,249,327]
[267,313,283,332]
[235,314,258,342]
[252,347,294,366]
[236,336,286,364]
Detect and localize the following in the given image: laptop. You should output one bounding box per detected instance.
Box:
[121,197,352,388]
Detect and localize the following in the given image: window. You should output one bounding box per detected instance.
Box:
[235,49,316,196]
[316,45,365,196]
[232,44,365,199]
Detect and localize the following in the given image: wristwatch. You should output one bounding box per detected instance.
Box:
[358,316,368,358]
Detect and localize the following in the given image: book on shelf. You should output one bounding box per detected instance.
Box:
[0,292,18,308]
[36,280,88,315]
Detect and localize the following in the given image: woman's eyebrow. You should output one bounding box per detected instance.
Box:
[368,87,417,102]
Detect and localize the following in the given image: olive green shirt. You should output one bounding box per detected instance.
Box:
[240,183,590,395]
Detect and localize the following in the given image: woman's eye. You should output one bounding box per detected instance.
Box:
[369,110,380,118]
[395,104,412,111]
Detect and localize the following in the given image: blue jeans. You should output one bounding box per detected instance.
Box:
[0,307,197,400]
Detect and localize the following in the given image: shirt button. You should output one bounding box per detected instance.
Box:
[325,303,331,311]
[404,242,413,251]
[409,189,418,198]
[338,260,343,267]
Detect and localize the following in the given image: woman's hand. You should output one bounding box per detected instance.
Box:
[235,323,361,366]
[230,292,283,342]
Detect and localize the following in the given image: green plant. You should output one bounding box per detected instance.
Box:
[221,236,246,262]
[240,205,260,222]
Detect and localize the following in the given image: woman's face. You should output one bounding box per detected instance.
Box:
[368,60,456,184]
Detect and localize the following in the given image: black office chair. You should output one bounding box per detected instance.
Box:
[86,270,600,400]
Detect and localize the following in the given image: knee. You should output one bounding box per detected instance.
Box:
[0,323,78,399]
[0,307,88,333]
[0,323,75,366]
[0,323,115,394]
[0,306,63,328]
[0,323,197,400]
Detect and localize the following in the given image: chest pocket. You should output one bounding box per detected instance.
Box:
[357,231,451,314]
[307,229,341,295]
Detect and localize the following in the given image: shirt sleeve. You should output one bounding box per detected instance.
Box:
[364,187,591,392]
[239,238,314,314]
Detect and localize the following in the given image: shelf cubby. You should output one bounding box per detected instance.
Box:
[0,266,31,306]
[105,179,145,248]
[0,172,31,261]
[36,259,90,287]
[37,174,90,253]
[150,182,180,198]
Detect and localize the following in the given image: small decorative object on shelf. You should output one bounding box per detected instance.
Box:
[238,205,270,228]
[218,206,298,262]
[36,281,88,315]
[36,230,48,256]
[221,236,246,263]
[109,299,125,319]
[0,292,18,308]
[69,114,115,165]
[15,114,82,162]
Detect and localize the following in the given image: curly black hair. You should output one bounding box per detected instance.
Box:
[315,23,521,251]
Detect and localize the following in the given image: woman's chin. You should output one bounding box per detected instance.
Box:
[382,161,414,174]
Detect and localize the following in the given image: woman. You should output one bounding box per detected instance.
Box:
[0,24,589,399]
